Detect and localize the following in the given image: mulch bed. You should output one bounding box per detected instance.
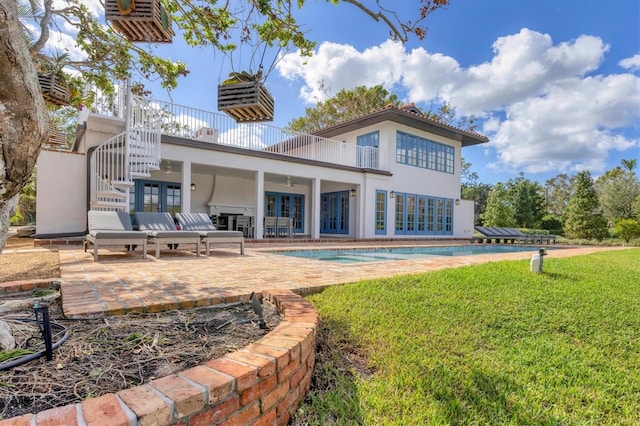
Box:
[0,292,280,419]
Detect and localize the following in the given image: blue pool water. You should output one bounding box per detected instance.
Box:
[270,245,554,264]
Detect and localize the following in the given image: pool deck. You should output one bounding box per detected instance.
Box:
[17,240,622,318]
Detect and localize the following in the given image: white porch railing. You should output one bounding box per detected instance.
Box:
[86,85,386,171]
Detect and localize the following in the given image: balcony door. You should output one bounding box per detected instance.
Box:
[357,131,379,168]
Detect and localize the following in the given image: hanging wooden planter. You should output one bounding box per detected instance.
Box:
[38,74,70,106]
[105,0,173,43]
[217,81,275,123]
[46,120,68,148]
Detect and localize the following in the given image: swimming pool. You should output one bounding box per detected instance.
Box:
[270,245,553,264]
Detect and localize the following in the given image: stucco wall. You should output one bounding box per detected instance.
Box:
[35,150,87,237]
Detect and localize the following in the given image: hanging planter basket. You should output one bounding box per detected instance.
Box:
[38,74,70,106]
[105,0,173,43]
[217,80,275,123]
[46,120,68,149]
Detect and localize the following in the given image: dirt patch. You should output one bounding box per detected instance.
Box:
[0,237,59,282]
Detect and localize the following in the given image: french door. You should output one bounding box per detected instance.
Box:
[265,192,304,233]
[320,191,349,234]
[394,193,453,235]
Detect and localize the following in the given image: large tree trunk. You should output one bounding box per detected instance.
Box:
[0,195,18,253]
[0,0,49,251]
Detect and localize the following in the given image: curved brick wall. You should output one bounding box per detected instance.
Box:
[2,290,318,426]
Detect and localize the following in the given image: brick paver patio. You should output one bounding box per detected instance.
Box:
[53,241,628,318]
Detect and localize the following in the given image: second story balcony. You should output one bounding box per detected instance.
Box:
[81,85,387,171]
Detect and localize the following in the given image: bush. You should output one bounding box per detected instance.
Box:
[540,215,563,232]
[613,219,640,244]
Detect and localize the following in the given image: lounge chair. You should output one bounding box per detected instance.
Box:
[84,210,148,261]
[134,212,201,258]
[473,226,522,244]
[175,212,244,256]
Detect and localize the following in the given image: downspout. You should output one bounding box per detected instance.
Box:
[85,146,97,233]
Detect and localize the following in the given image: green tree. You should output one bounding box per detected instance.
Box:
[633,194,640,221]
[460,158,492,225]
[423,101,478,133]
[0,0,450,250]
[287,85,400,132]
[288,90,479,133]
[613,219,640,244]
[505,174,545,228]
[596,159,640,224]
[544,173,573,217]
[564,171,608,240]
[481,183,515,227]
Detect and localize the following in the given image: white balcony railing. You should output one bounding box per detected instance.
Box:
[86,85,386,171]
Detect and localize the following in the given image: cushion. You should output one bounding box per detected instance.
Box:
[135,212,177,231]
[88,230,146,239]
[175,213,216,231]
[201,231,243,238]
[88,211,134,231]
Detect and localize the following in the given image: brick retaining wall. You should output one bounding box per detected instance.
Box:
[1,290,317,426]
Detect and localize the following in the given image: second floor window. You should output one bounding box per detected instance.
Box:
[396,131,454,174]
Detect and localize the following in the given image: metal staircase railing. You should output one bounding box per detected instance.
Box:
[89,91,161,211]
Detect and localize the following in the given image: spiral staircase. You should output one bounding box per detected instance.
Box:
[89,95,161,211]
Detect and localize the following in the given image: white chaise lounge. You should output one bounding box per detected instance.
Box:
[84,210,148,261]
[175,212,245,256]
[134,212,201,259]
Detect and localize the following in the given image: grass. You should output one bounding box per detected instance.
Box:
[299,249,640,425]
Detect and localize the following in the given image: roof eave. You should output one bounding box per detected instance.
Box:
[313,108,489,147]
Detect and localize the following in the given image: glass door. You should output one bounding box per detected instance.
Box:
[134,180,182,214]
[265,192,305,233]
[357,131,379,168]
[320,191,349,234]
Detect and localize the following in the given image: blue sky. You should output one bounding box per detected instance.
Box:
[50,0,640,185]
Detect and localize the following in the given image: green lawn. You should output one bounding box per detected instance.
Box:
[299,249,640,425]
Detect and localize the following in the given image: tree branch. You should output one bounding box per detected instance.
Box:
[30,0,53,55]
[341,0,409,42]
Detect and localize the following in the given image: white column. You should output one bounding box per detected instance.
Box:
[255,170,264,239]
[182,161,192,212]
[311,178,321,239]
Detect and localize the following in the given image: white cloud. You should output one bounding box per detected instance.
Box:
[444,30,608,114]
[619,54,640,71]
[277,40,405,102]
[485,74,639,174]
[52,0,103,17]
[277,28,638,176]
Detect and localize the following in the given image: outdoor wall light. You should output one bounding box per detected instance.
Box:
[455,198,460,205]
[190,183,196,192]
[350,188,357,197]
[389,190,395,198]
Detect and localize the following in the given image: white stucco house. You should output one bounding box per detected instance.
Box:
[35,85,488,240]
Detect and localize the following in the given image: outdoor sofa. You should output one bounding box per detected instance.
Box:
[84,210,148,261]
[134,212,201,258]
[175,212,245,256]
